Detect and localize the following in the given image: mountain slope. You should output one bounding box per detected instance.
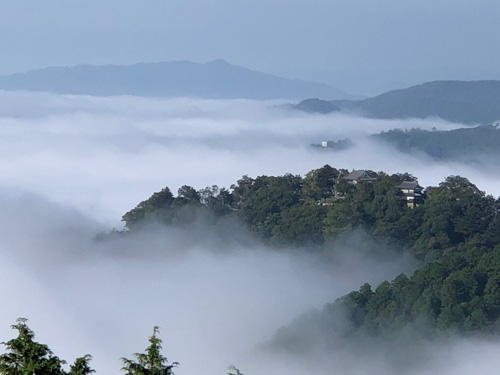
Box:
[118,167,500,340]
[316,125,500,165]
[372,125,500,162]
[0,60,353,100]
[293,80,500,124]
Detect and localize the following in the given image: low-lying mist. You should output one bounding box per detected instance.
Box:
[1,191,499,375]
[257,333,500,375]
[0,90,498,227]
[1,91,500,375]
[0,191,415,375]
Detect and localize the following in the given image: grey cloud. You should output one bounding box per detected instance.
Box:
[0,92,499,375]
[0,92,494,227]
[0,190,415,375]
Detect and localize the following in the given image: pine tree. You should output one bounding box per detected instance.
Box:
[0,318,93,375]
[121,327,178,375]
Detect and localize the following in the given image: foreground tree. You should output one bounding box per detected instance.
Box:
[0,318,93,375]
[121,327,178,375]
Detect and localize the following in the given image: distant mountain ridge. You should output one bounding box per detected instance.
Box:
[0,60,354,100]
[292,80,500,124]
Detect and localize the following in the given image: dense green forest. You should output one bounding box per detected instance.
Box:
[119,165,500,338]
[6,166,500,370]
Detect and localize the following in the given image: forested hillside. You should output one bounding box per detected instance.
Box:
[372,124,500,162]
[313,124,500,165]
[119,166,500,338]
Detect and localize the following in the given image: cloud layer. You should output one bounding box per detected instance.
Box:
[0,190,415,375]
[1,91,500,375]
[0,91,496,228]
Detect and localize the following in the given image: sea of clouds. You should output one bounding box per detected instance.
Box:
[1,90,498,227]
[0,91,499,375]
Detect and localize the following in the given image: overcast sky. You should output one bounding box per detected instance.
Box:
[0,0,499,95]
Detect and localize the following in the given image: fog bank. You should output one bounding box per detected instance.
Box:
[0,91,497,229]
[1,92,500,375]
[0,191,415,375]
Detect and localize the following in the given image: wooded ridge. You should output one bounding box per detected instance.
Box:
[118,166,500,336]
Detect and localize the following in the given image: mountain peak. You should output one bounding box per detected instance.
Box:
[0,60,353,100]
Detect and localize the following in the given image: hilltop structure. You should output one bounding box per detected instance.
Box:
[397,180,425,208]
[344,170,376,184]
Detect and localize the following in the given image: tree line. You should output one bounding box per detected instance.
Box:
[119,165,500,334]
[121,165,500,263]
[0,318,175,375]
[0,319,245,375]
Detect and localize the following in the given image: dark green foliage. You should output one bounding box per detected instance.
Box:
[323,174,408,242]
[119,166,500,335]
[303,233,500,337]
[177,185,200,202]
[198,186,233,217]
[120,167,497,261]
[0,322,183,375]
[0,318,93,375]
[69,357,95,375]
[302,165,339,200]
[411,176,495,260]
[271,202,327,246]
[122,185,224,230]
[121,327,178,375]
[238,174,302,239]
[120,166,422,250]
[122,188,174,228]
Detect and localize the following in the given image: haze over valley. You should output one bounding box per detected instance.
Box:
[1,91,499,226]
[1,90,500,375]
[2,1,500,375]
